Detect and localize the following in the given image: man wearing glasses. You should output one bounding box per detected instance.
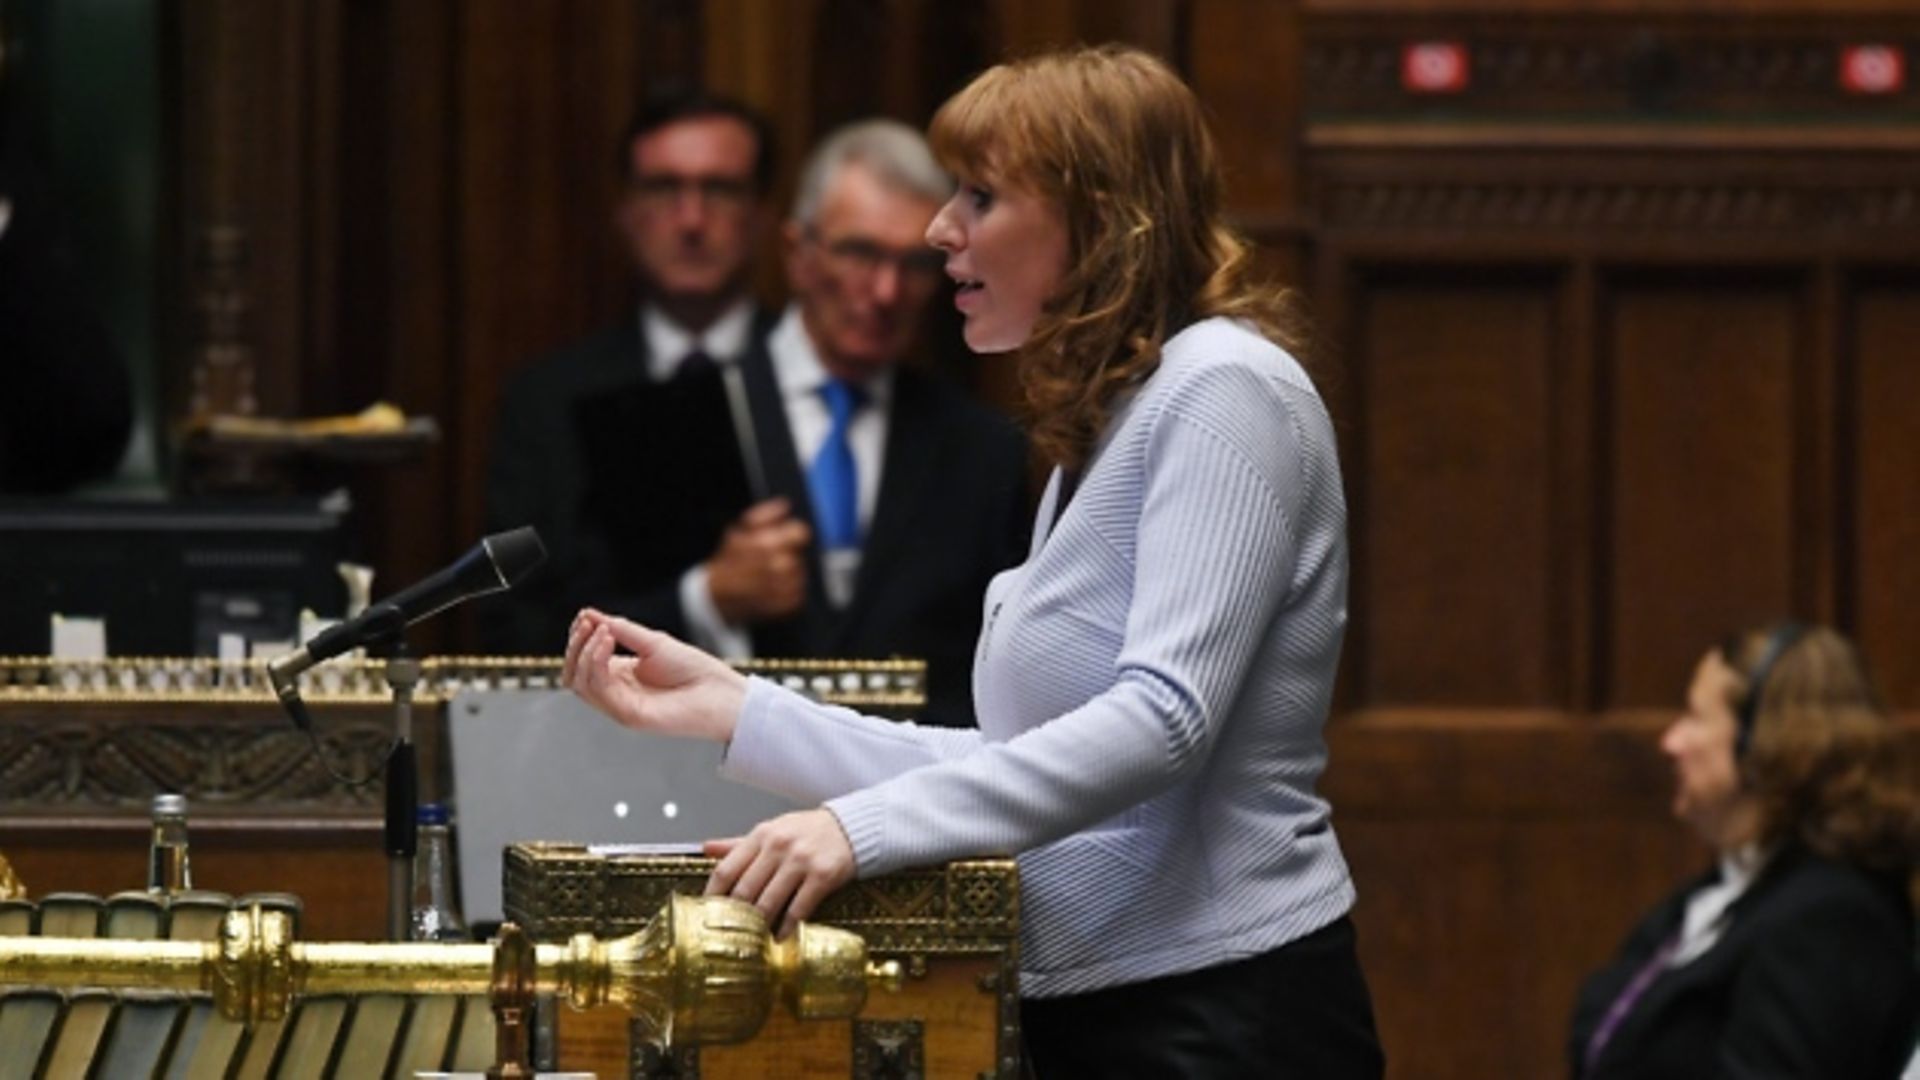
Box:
[577,119,1030,727]
[485,91,782,655]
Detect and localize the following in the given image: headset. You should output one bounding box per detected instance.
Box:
[1734,620,1806,759]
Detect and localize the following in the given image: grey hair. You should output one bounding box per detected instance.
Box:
[789,118,953,226]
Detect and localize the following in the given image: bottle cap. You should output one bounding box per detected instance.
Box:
[415,802,450,826]
[152,793,188,817]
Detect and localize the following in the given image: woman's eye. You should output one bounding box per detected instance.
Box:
[966,184,994,211]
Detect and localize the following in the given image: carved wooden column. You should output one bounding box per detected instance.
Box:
[170,0,331,437]
[174,1,253,427]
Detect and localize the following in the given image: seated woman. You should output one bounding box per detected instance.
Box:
[1570,623,1919,1079]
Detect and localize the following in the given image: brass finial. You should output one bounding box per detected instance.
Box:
[0,850,23,901]
[0,893,901,1058]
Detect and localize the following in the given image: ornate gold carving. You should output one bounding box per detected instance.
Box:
[0,713,394,809]
[505,846,1020,955]
[504,846,1022,1078]
[0,655,925,813]
[945,862,1022,939]
[211,904,296,1024]
[0,655,925,709]
[0,895,894,1058]
[852,1018,924,1080]
[1317,178,1920,233]
[631,1036,701,1079]
[188,224,257,422]
[0,851,24,900]
[993,949,1021,1080]
[1304,16,1918,118]
[490,922,539,1078]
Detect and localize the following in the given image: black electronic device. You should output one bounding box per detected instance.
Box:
[0,497,352,656]
[1735,620,1807,758]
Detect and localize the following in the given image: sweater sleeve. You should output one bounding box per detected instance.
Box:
[717,677,985,804]
[826,362,1313,877]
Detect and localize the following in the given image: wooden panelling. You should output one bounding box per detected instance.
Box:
[989,0,1182,60]
[1353,275,1560,705]
[337,0,461,617]
[171,0,313,423]
[1298,6,1920,1071]
[1852,278,1920,708]
[1602,279,1799,706]
[1189,0,1304,216]
[1305,18,1920,122]
[1193,1,1311,286]
[455,0,632,529]
[1342,818,1699,1079]
[807,0,994,132]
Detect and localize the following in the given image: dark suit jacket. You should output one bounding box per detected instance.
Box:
[484,313,1032,727]
[0,154,132,494]
[482,316,682,655]
[1569,843,1916,1080]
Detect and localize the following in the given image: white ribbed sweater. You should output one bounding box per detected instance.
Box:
[720,317,1355,997]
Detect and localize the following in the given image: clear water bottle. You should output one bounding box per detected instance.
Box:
[147,793,192,894]
[409,802,468,942]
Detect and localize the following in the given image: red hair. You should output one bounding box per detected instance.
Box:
[929,45,1308,470]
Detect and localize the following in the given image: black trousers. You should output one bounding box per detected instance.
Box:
[1021,916,1385,1079]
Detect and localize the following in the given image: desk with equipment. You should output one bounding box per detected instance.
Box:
[0,655,1002,1078]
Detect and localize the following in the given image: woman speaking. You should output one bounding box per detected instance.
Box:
[565,45,1383,1077]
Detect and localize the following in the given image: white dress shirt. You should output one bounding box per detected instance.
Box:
[1670,842,1772,967]
[640,300,754,380]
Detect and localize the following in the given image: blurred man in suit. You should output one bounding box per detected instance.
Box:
[1,35,133,494]
[484,90,782,653]
[576,119,1031,726]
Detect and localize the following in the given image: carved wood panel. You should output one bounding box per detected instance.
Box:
[1351,273,1562,706]
[1851,277,1920,706]
[1600,279,1802,706]
[1304,11,1920,119]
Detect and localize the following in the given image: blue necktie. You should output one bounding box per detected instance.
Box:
[808,378,863,550]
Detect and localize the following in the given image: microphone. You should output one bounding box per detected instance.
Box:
[267,526,546,711]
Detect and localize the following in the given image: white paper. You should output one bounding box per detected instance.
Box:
[586,842,703,858]
[50,615,107,659]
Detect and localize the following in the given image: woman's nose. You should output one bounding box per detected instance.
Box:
[926,199,960,251]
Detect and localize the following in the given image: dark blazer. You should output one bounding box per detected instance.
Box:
[0,154,132,494]
[1569,843,1916,1080]
[482,316,679,655]
[485,313,1032,727]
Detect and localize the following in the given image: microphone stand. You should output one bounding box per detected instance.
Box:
[264,527,546,941]
[381,642,423,942]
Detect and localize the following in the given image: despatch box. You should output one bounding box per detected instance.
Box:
[503,842,1021,1080]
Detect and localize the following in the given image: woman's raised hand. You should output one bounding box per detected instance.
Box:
[561,608,747,743]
